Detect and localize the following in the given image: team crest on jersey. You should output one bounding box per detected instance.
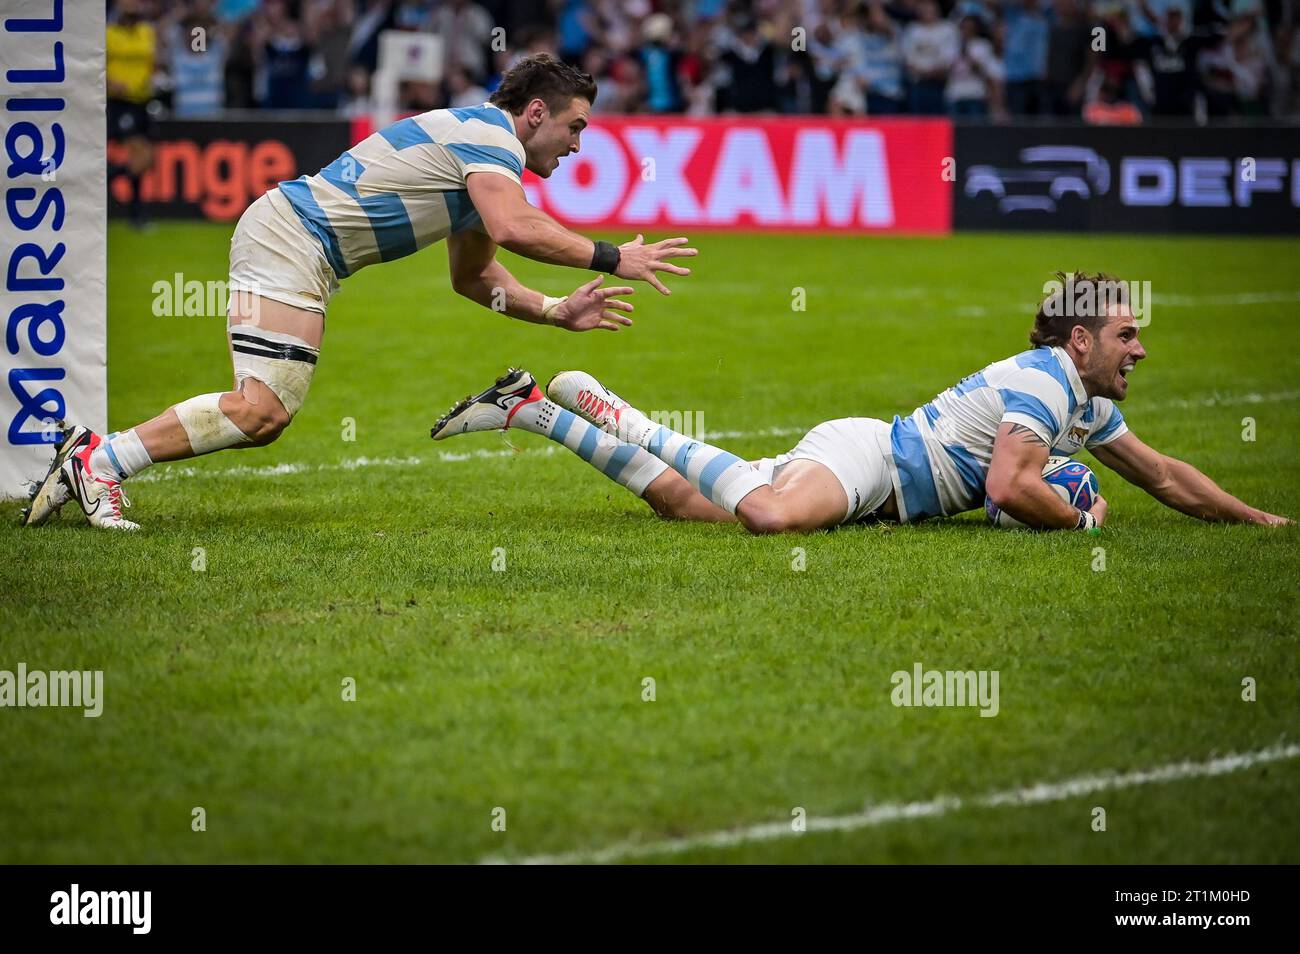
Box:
[1065,424,1089,448]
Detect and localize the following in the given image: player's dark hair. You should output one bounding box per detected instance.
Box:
[489,53,597,115]
[1030,271,1128,349]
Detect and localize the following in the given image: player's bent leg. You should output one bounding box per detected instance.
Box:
[133,293,321,461]
[224,291,321,440]
[432,368,692,509]
[734,459,849,535]
[546,369,770,516]
[642,469,736,523]
[141,376,287,461]
[24,295,322,530]
[221,379,291,446]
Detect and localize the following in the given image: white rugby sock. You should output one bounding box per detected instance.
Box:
[616,406,768,513]
[509,397,668,497]
[90,428,154,480]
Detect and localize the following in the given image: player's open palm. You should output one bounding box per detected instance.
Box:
[554,275,636,332]
[615,234,697,295]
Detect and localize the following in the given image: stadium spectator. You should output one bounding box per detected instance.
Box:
[946,13,1005,116]
[348,0,397,74]
[860,3,907,114]
[1200,11,1274,114]
[341,61,374,115]
[220,11,257,107]
[823,3,873,114]
[902,0,960,114]
[1091,8,1153,118]
[305,0,355,110]
[1132,0,1194,38]
[595,50,650,113]
[107,0,158,229]
[256,0,312,109]
[1002,0,1051,114]
[216,0,261,19]
[1084,74,1146,120]
[555,0,596,62]
[1045,0,1091,116]
[393,0,435,31]
[169,0,229,117]
[678,26,720,115]
[596,0,651,56]
[638,13,683,113]
[433,0,496,83]
[1144,7,1205,114]
[111,0,1300,121]
[445,65,489,107]
[715,12,779,112]
[1282,3,1300,117]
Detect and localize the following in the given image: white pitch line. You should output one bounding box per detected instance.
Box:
[129,428,806,483]
[1154,290,1300,307]
[133,446,559,483]
[129,389,1298,484]
[1150,388,1300,410]
[682,282,1300,310]
[481,740,1300,865]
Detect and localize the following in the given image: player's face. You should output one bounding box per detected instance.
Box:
[1085,307,1147,401]
[525,97,589,178]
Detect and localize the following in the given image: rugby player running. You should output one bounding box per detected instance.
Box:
[25,54,694,531]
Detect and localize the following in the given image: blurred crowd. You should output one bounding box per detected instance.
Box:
[111,0,1300,122]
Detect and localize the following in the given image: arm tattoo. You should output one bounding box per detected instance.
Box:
[1007,423,1047,446]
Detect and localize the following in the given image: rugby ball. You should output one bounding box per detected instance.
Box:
[985,456,1099,529]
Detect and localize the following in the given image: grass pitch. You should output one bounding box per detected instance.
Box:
[1,226,1297,863]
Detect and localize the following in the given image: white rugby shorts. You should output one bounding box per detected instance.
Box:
[752,417,898,524]
[228,188,338,316]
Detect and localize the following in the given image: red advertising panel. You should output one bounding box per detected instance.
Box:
[519,116,952,234]
[109,119,354,221]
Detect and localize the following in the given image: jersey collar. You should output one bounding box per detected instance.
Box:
[1052,346,1090,410]
[490,102,519,139]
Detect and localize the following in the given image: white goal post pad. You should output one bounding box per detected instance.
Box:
[0,1,107,499]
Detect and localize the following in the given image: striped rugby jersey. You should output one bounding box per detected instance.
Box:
[889,346,1128,522]
[275,103,525,280]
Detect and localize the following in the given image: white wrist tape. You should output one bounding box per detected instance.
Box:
[541,295,568,325]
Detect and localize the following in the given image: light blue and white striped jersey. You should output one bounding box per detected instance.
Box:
[171,40,226,117]
[274,103,526,280]
[889,346,1128,522]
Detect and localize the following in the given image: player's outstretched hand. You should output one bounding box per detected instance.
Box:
[1088,495,1108,527]
[615,234,697,295]
[554,275,635,332]
[1251,510,1293,526]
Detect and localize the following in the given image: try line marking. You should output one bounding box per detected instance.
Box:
[480,740,1300,865]
[131,388,1300,485]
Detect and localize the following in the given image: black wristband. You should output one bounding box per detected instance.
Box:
[590,240,620,274]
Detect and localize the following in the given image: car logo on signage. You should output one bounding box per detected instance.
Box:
[964,147,1111,214]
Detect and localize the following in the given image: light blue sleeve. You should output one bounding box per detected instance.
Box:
[1086,400,1128,447]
